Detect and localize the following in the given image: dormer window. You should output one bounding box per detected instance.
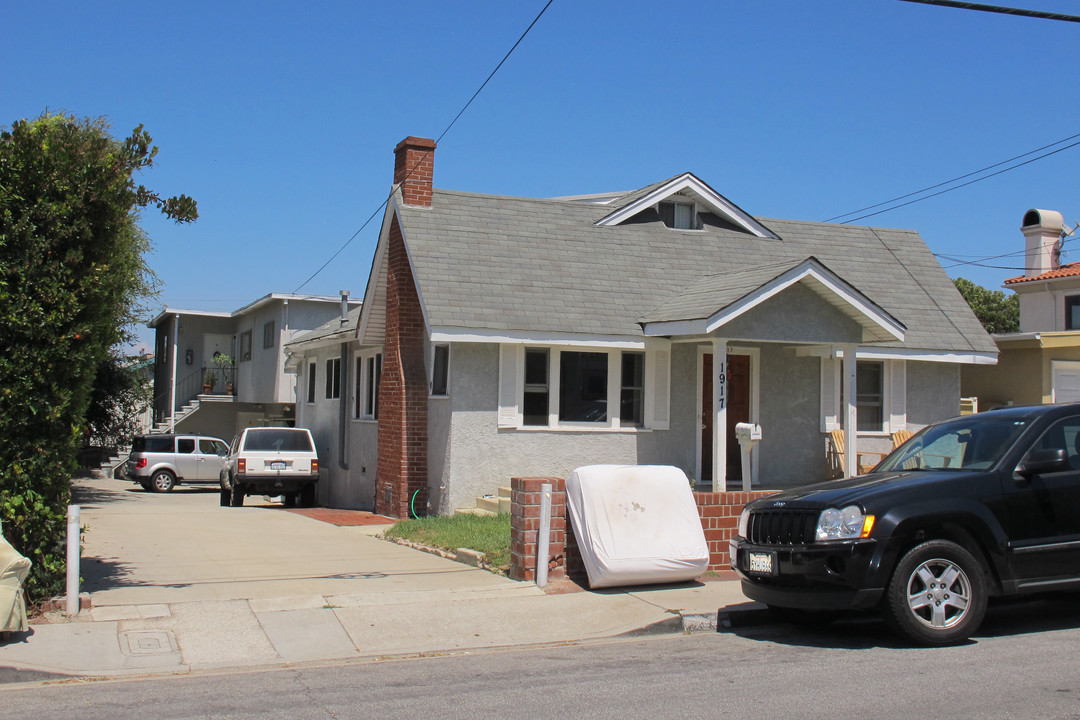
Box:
[659,201,700,230]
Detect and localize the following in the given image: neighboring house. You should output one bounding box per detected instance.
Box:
[150,293,360,442]
[288,136,996,518]
[962,209,1080,407]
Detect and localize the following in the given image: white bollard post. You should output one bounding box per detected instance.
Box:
[536,483,552,588]
[66,505,80,616]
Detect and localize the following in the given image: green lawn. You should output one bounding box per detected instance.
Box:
[385,513,511,570]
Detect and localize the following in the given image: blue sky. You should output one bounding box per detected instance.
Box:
[5,1,1079,351]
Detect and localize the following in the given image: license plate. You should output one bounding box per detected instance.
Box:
[270,461,286,470]
[748,551,775,575]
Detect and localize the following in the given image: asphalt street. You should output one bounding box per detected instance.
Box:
[6,595,1080,719]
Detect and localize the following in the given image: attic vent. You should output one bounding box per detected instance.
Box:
[659,201,701,230]
[1023,210,1042,227]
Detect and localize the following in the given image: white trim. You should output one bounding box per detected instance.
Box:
[797,345,998,365]
[429,342,451,398]
[357,349,383,420]
[695,345,760,488]
[821,355,905,437]
[430,328,646,348]
[595,173,778,239]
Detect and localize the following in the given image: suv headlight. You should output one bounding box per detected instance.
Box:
[815,505,875,541]
[738,507,750,538]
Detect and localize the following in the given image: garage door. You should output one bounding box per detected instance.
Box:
[1052,361,1080,404]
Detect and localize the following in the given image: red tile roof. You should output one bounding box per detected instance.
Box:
[1005,262,1080,285]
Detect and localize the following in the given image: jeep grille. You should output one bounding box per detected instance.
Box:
[746,509,818,545]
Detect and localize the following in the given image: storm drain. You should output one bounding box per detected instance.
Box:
[120,630,178,656]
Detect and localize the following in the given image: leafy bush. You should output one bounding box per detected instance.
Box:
[0,113,196,602]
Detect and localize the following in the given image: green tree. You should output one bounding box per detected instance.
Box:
[0,113,195,601]
[84,351,153,449]
[953,277,1019,334]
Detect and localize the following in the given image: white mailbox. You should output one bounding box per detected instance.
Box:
[733,422,762,491]
[734,422,762,442]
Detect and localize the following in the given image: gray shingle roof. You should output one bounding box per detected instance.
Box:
[394,187,995,355]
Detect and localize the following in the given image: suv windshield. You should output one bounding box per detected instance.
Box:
[242,428,313,453]
[876,415,1031,472]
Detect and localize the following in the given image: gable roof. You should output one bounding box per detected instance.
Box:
[639,256,905,343]
[377,182,996,357]
[595,172,779,239]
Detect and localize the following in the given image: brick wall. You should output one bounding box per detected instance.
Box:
[393,136,436,208]
[375,216,428,518]
[509,476,776,582]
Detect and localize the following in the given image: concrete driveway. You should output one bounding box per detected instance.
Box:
[73,476,522,607]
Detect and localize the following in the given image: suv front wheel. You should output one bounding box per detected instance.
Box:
[883,539,988,646]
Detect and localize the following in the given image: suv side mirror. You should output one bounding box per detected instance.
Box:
[1016,448,1069,479]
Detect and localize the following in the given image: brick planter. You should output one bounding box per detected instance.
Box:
[509,477,776,582]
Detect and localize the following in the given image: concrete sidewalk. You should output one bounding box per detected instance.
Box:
[0,477,760,679]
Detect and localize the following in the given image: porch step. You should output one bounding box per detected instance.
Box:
[455,486,513,517]
[454,507,497,517]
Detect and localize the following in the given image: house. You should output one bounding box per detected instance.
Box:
[962,209,1080,407]
[149,292,360,442]
[288,136,996,517]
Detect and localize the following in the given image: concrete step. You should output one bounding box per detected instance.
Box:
[476,495,511,514]
[497,486,512,499]
[454,507,497,517]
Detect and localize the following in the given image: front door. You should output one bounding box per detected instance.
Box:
[701,353,751,482]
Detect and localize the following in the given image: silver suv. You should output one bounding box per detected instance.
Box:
[220,427,320,508]
[126,434,230,492]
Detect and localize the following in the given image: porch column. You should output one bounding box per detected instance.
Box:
[712,338,728,493]
[843,343,858,478]
[169,313,179,432]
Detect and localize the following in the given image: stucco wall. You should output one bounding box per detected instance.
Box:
[907,360,961,425]
[962,347,1043,408]
[756,346,831,486]
[721,283,864,345]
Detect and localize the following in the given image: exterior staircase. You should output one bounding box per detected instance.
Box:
[456,486,512,516]
[152,398,201,433]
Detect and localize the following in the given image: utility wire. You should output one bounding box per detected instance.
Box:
[835,138,1080,225]
[294,0,556,293]
[824,131,1080,223]
[897,0,1080,23]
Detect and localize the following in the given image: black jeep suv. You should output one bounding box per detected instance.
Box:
[731,404,1080,645]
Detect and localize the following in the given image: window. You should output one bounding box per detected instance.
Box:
[158,334,169,364]
[559,351,608,423]
[354,355,363,418]
[363,353,382,419]
[263,320,275,349]
[177,438,195,454]
[856,362,884,432]
[306,361,316,404]
[523,348,549,426]
[1066,296,1080,330]
[200,439,228,456]
[659,201,699,230]
[621,352,645,427]
[325,358,341,399]
[431,344,449,396]
[240,331,252,361]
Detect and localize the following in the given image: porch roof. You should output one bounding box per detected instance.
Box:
[638,257,906,343]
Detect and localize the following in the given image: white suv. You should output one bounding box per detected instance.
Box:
[220,427,320,507]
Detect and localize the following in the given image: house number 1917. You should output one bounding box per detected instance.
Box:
[717,362,726,410]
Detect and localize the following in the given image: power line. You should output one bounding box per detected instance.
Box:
[824,131,1080,223]
[834,138,1080,225]
[898,0,1080,23]
[294,0,556,293]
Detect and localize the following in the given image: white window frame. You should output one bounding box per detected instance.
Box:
[430,343,450,398]
[325,357,341,400]
[499,343,670,431]
[657,199,702,230]
[821,355,906,436]
[358,350,383,421]
[305,361,317,405]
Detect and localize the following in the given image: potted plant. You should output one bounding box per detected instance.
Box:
[213,353,234,395]
[202,369,216,394]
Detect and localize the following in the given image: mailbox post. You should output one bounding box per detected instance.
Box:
[734,422,762,491]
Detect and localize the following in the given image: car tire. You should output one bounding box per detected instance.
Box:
[883,539,987,646]
[219,487,231,507]
[139,481,152,491]
[230,484,244,507]
[299,484,316,508]
[151,470,176,493]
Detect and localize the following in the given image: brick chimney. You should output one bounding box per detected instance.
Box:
[394,136,437,207]
[1021,208,1064,277]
